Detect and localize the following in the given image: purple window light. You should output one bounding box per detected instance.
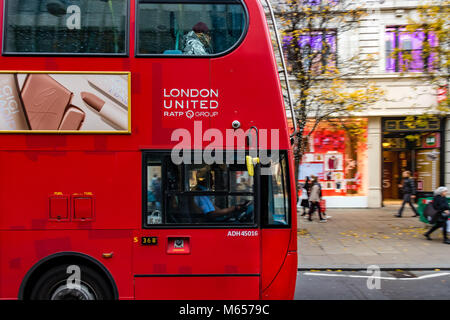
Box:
[386,26,439,72]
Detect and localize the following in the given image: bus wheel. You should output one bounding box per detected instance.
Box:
[29,264,114,300]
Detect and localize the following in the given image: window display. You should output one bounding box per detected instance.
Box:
[298,119,368,197]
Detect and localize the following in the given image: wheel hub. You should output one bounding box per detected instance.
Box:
[51,283,96,300]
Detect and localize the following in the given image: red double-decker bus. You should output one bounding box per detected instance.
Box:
[0,0,297,300]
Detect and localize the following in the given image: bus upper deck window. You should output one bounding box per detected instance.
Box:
[3,0,128,55]
[137,0,247,56]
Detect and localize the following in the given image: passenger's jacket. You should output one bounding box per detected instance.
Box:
[432,195,450,222]
[401,178,416,195]
[182,31,211,55]
[309,182,321,202]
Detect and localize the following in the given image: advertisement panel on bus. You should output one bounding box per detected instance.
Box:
[0,71,130,133]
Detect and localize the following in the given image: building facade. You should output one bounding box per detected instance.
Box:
[274,0,449,208]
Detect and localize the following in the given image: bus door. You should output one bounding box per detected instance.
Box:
[260,151,296,299]
[133,151,261,299]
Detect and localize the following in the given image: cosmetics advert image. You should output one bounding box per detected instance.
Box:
[0,72,130,132]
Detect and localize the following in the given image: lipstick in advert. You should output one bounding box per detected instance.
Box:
[81,92,128,130]
[85,76,128,109]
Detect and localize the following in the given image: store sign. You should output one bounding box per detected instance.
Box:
[383,118,440,132]
[426,136,435,145]
[422,133,440,148]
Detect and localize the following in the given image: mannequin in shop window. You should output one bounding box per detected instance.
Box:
[328,155,338,170]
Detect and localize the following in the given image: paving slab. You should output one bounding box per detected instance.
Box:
[297,206,450,269]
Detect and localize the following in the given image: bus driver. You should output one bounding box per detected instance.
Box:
[192,168,245,221]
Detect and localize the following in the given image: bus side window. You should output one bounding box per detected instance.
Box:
[267,154,290,226]
[146,163,163,225]
[137,0,247,56]
[3,0,128,55]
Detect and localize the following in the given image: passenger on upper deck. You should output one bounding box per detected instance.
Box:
[182,22,212,55]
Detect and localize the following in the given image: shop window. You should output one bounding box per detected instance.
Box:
[3,0,128,55]
[386,26,439,72]
[136,0,247,56]
[298,119,368,197]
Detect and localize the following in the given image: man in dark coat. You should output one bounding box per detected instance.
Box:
[396,170,419,217]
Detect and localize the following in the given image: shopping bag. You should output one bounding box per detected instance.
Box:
[319,199,326,214]
[423,203,438,224]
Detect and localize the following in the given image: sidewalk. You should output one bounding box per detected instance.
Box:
[297,205,450,269]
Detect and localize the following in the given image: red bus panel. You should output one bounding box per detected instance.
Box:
[135,276,260,300]
[0,0,297,300]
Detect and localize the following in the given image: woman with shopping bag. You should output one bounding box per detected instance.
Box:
[424,187,450,244]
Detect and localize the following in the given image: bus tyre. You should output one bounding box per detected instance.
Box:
[29,264,114,300]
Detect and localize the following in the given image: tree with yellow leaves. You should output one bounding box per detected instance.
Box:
[275,0,384,187]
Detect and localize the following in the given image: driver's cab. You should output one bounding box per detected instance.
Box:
[144,152,255,227]
[143,150,290,228]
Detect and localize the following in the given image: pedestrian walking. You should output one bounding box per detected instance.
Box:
[424,187,450,244]
[395,170,419,217]
[299,177,311,216]
[308,175,326,223]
